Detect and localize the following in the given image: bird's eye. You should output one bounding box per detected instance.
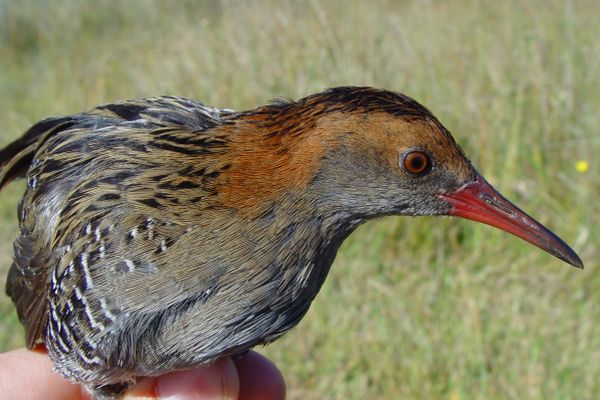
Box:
[402,150,431,176]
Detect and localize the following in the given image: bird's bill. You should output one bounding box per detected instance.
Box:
[439,173,583,268]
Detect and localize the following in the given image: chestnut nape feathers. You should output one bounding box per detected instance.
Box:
[0,86,583,399]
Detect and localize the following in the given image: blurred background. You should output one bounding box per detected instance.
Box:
[0,1,598,399]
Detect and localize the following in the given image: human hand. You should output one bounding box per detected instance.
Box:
[0,347,285,399]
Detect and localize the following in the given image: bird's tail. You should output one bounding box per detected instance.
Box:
[0,116,75,190]
[2,116,76,348]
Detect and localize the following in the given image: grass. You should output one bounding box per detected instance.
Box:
[0,0,598,399]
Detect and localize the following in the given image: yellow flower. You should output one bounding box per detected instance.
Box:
[576,160,589,173]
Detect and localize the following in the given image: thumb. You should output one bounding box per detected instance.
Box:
[124,357,239,400]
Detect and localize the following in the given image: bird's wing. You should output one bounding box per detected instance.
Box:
[6,96,236,347]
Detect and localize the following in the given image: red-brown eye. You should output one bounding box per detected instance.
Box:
[402,151,431,175]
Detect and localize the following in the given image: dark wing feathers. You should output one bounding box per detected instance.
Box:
[0,117,76,189]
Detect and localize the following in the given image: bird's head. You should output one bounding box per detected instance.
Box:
[257,86,582,268]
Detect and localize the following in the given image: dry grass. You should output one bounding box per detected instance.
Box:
[0,1,598,399]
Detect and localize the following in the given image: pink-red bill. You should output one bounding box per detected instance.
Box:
[440,173,583,269]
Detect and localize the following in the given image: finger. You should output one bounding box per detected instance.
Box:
[125,357,239,400]
[234,351,286,400]
[0,348,84,400]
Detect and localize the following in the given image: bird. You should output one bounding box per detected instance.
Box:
[0,86,583,399]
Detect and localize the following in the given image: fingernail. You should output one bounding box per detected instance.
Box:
[156,358,239,400]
